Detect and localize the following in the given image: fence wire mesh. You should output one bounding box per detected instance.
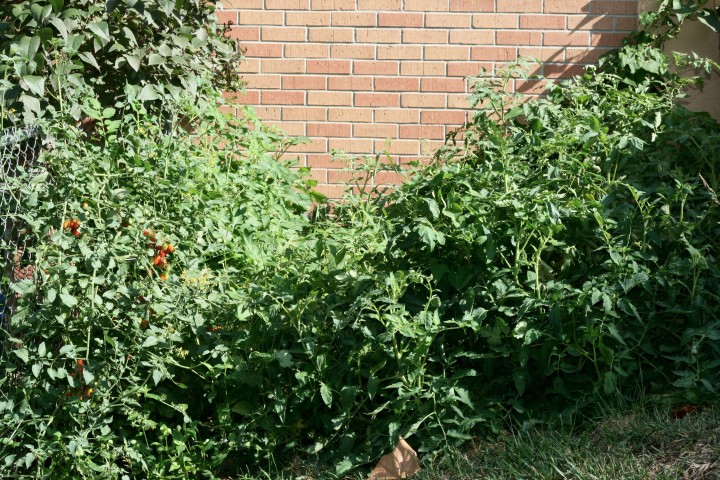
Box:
[1,126,42,358]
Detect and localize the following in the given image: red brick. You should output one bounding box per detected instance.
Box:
[331,45,376,59]
[356,28,402,43]
[307,122,351,137]
[282,75,327,90]
[327,170,365,184]
[374,171,408,185]
[420,140,446,155]
[425,45,471,60]
[565,47,612,63]
[543,63,585,78]
[238,11,284,25]
[313,184,347,199]
[375,109,420,123]
[220,0,263,7]
[426,13,472,28]
[616,17,639,31]
[306,168,327,184]
[227,27,260,41]
[245,75,281,89]
[235,90,259,105]
[216,11,237,24]
[328,77,374,91]
[237,58,260,73]
[421,110,466,125]
[448,62,487,77]
[471,46,518,61]
[545,0,590,14]
[309,28,354,42]
[265,0,309,8]
[378,45,423,60]
[261,27,306,42]
[497,31,541,45]
[262,59,305,73]
[332,12,377,27]
[354,61,399,75]
[329,108,373,122]
[400,62,446,76]
[308,91,353,106]
[591,1,637,14]
[543,31,590,46]
[355,93,400,107]
[497,0,541,12]
[520,15,566,29]
[285,44,329,58]
[376,139,419,155]
[358,0,402,9]
[354,124,398,138]
[379,13,424,27]
[307,154,338,169]
[566,15,614,30]
[266,121,306,136]
[243,43,282,58]
[254,106,282,120]
[262,91,304,105]
[518,47,565,62]
[283,107,328,121]
[450,0,493,12]
[447,94,471,109]
[473,14,518,28]
[307,60,351,74]
[288,138,328,154]
[422,77,467,93]
[405,0,449,11]
[375,77,420,91]
[591,32,628,47]
[287,12,331,26]
[403,29,449,44]
[399,125,445,139]
[449,29,495,44]
[311,0,355,10]
[329,138,375,153]
[401,93,446,108]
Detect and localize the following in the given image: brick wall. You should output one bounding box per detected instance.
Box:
[218,0,639,197]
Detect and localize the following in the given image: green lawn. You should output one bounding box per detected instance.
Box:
[236,402,720,480]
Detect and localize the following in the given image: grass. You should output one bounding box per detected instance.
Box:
[233,400,720,480]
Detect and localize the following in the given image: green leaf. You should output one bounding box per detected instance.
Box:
[153,369,163,385]
[88,21,111,46]
[603,372,617,395]
[138,84,160,101]
[125,54,141,72]
[320,383,332,407]
[142,336,159,348]
[275,350,293,368]
[13,348,29,364]
[22,75,45,96]
[697,9,720,32]
[367,376,378,399]
[60,293,78,307]
[78,51,100,70]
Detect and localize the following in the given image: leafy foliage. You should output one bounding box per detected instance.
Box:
[1,2,720,478]
[0,0,241,124]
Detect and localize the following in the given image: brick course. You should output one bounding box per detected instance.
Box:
[218,0,638,197]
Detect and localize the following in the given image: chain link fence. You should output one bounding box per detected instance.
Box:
[1,126,42,357]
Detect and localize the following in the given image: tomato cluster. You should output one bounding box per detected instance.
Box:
[63,219,81,237]
[65,359,93,400]
[143,228,175,281]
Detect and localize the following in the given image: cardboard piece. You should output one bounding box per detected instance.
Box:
[368,436,421,480]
